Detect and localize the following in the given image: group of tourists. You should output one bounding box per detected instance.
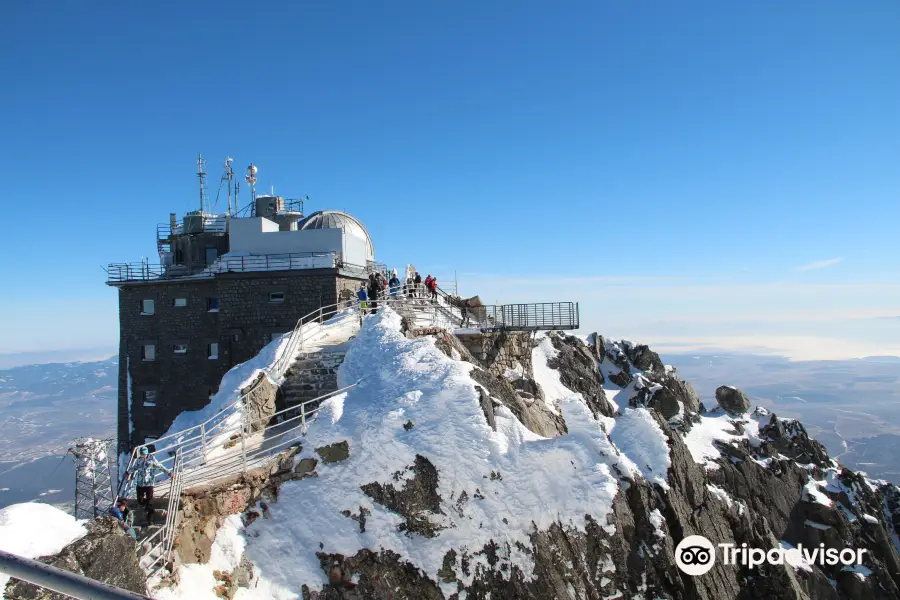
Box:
[356,268,441,312]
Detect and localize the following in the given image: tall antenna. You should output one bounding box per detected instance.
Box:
[224,157,235,215]
[245,162,258,208]
[197,153,208,212]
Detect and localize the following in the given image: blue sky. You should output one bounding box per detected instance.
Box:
[1,1,899,358]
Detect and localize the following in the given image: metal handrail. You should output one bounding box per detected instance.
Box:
[0,550,152,600]
[118,299,364,499]
[107,252,341,283]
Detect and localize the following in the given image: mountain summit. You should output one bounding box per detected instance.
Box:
[5,308,900,600]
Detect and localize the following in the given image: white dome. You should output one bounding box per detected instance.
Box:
[298,210,374,262]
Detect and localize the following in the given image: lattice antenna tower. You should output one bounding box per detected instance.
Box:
[69,438,116,519]
[197,152,208,212]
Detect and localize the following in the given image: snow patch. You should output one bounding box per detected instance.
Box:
[802,480,834,507]
[608,408,671,490]
[0,503,87,596]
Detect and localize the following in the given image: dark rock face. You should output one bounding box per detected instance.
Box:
[546,333,616,418]
[316,441,350,464]
[361,455,443,538]
[469,367,566,438]
[242,372,279,433]
[4,517,146,599]
[715,386,751,414]
[304,549,444,599]
[629,372,702,421]
[757,415,831,467]
[624,343,665,373]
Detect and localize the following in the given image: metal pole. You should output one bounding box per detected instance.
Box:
[0,550,152,600]
[240,411,248,472]
[200,423,207,463]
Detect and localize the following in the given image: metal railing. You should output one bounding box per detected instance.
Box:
[470,302,580,331]
[137,448,184,581]
[107,252,341,283]
[0,550,152,600]
[271,298,361,377]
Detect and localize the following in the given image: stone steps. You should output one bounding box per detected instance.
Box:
[281,349,347,408]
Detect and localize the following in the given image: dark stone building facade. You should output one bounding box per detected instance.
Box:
[113,269,366,452]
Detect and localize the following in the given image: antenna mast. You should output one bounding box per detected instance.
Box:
[224,157,235,215]
[197,152,208,212]
[245,163,258,214]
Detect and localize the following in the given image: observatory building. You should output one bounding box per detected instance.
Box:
[106,157,378,454]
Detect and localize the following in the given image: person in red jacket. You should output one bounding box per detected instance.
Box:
[424,275,433,299]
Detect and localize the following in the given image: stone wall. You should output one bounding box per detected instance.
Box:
[116,269,366,451]
[454,331,534,379]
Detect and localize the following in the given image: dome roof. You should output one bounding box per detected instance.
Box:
[298,210,374,261]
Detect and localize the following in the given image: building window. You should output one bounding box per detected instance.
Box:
[142,390,157,407]
[141,299,155,315]
[208,343,219,359]
[173,343,188,355]
[173,298,187,307]
[269,292,285,303]
[207,298,219,312]
[141,344,156,361]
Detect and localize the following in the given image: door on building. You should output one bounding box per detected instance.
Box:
[205,246,218,265]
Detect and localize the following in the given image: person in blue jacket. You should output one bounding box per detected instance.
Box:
[357,284,368,310]
[127,447,171,523]
[109,497,137,539]
[389,273,401,297]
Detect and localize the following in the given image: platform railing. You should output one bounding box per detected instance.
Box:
[0,550,152,600]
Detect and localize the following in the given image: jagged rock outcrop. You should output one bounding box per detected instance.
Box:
[546,333,616,418]
[757,415,831,467]
[630,371,702,421]
[360,455,443,538]
[4,517,145,599]
[242,372,279,433]
[715,385,751,414]
[469,367,566,438]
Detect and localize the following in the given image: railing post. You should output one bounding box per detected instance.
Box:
[200,423,207,464]
[240,410,248,473]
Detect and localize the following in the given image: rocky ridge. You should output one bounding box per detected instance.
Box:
[10,320,900,600]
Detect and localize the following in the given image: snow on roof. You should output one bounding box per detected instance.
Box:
[0,503,86,591]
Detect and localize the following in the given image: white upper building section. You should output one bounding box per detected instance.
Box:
[228,210,372,268]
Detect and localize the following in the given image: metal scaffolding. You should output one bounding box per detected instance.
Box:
[69,438,116,519]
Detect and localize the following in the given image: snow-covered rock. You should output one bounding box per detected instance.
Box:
[131,309,900,600]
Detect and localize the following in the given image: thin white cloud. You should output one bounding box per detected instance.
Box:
[795,258,844,272]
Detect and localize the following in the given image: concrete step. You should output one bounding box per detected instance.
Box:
[294,351,346,361]
[287,360,343,374]
[283,379,338,391]
[284,390,339,404]
[287,369,338,380]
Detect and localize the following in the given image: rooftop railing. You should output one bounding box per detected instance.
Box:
[106,252,358,283]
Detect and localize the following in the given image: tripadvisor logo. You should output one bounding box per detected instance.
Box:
[675,535,867,576]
